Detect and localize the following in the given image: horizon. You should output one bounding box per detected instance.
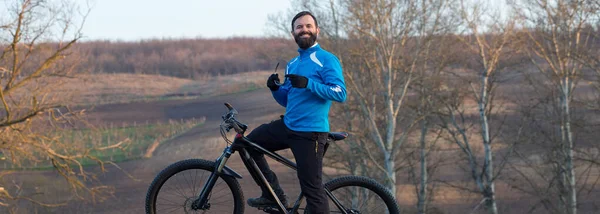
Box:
[76,35,291,43]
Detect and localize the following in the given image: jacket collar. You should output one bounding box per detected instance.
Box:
[298,43,320,56]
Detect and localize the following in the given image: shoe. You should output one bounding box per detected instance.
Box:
[247,194,288,208]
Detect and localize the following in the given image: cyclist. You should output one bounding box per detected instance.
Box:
[245,11,347,214]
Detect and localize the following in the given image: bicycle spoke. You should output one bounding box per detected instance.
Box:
[154,167,238,213]
[157,197,181,206]
[160,203,183,213]
[182,168,194,196]
[171,173,189,198]
[327,185,391,213]
[192,167,200,196]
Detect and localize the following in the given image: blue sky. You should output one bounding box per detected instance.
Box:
[83,0,291,41]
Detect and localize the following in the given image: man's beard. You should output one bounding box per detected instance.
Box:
[294,31,317,49]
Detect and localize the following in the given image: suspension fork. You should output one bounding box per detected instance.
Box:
[191,146,233,210]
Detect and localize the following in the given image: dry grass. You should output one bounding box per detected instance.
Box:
[0,118,205,170]
[49,71,272,105]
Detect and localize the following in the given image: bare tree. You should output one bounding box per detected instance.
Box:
[404,7,459,212]
[433,1,517,213]
[336,0,459,199]
[0,0,126,209]
[509,0,600,213]
[406,93,447,214]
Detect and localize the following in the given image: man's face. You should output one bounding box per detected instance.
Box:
[291,15,319,49]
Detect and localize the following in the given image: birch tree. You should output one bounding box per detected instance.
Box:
[509,1,600,213]
[432,1,518,213]
[404,8,459,212]
[334,0,457,197]
[406,69,450,214]
[506,1,600,213]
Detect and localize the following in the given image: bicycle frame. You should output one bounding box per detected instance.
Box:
[193,133,350,214]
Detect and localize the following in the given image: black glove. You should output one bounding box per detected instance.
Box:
[266,73,280,91]
[285,74,308,88]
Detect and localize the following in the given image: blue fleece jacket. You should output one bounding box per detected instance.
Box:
[272,43,347,132]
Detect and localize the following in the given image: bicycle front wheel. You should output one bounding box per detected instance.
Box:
[145,159,244,214]
[295,175,400,214]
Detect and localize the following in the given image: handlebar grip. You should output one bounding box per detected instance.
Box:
[227,119,243,134]
[223,103,245,133]
[224,103,238,115]
[224,103,234,111]
[236,121,248,131]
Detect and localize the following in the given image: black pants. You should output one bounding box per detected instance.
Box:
[246,118,329,214]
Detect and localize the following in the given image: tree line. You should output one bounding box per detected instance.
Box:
[73,37,298,78]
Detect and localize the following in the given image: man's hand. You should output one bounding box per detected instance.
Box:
[285,74,308,88]
[267,73,280,91]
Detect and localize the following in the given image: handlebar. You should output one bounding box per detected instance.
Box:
[222,103,247,134]
[224,103,238,115]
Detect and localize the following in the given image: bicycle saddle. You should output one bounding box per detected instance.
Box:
[328,132,348,141]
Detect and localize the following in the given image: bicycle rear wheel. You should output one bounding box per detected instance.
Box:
[295,175,400,214]
[145,159,244,214]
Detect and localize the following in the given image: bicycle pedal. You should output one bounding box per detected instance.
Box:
[259,205,289,214]
[259,206,276,213]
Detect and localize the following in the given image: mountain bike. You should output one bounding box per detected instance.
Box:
[145,103,401,214]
